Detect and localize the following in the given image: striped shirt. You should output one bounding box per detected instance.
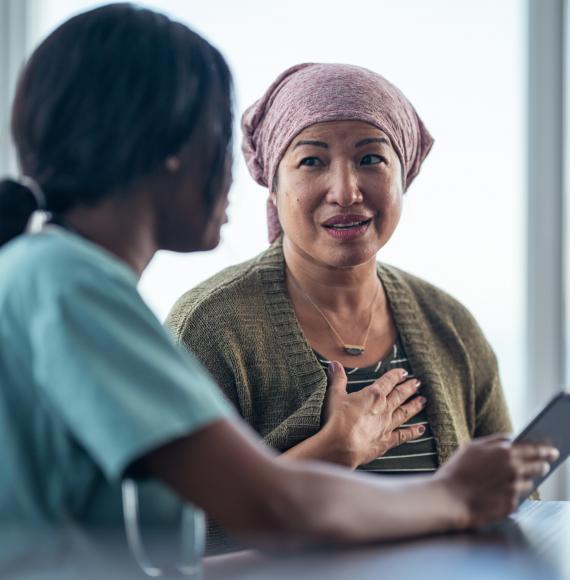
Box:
[316,340,438,475]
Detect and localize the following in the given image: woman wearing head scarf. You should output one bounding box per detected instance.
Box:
[1,8,555,570]
[168,62,514,480]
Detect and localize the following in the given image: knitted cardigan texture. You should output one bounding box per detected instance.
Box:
[167,238,512,466]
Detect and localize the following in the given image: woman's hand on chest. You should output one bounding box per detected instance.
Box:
[321,364,427,468]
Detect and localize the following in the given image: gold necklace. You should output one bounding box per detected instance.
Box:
[287,269,381,356]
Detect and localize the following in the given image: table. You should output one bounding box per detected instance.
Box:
[2,501,569,578]
[204,501,570,580]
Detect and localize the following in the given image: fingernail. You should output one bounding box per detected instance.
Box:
[418,425,425,434]
[401,369,408,378]
[542,463,551,476]
[414,379,421,389]
[418,396,427,405]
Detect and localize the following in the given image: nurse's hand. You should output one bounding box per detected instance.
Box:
[436,435,559,528]
[281,362,426,467]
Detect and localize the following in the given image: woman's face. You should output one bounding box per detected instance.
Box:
[273,120,403,268]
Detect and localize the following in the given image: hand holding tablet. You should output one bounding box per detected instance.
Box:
[514,392,570,502]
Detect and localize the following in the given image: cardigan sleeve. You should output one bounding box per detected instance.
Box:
[449,302,513,437]
[473,343,513,437]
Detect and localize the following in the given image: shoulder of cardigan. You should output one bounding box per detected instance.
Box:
[166,238,284,340]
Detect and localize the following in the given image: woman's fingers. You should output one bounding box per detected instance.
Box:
[322,361,348,422]
[385,377,422,408]
[390,396,427,428]
[325,361,348,396]
[374,368,412,398]
[386,424,426,449]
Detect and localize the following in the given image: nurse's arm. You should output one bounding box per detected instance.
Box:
[136,415,556,547]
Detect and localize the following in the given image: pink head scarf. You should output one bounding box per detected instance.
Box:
[241,63,434,243]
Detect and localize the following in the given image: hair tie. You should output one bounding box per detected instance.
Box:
[19,176,47,211]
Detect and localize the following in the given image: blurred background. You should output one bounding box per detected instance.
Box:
[0,0,567,499]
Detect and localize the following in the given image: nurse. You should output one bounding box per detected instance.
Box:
[0,2,556,557]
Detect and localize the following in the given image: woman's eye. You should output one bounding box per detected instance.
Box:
[299,157,323,167]
[361,154,385,166]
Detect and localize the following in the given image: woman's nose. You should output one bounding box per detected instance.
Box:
[326,164,363,206]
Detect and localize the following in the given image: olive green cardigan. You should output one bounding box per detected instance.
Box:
[166,238,512,466]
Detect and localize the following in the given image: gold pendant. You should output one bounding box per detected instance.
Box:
[344,344,365,356]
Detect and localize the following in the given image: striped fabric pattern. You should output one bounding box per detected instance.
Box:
[316,340,438,474]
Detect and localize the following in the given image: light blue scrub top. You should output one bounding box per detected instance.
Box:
[0,226,232,526]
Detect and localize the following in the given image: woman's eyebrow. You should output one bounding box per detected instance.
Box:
[355,137,390,147]
[293,140,328,149]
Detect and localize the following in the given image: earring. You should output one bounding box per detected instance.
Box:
[165,156,181,172]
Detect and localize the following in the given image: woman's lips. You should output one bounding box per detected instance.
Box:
[322,219,371,241]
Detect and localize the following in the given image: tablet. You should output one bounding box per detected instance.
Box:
[514,391,570,502]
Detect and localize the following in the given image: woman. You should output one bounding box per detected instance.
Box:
[168,63,513,475]
[0,4,554,567]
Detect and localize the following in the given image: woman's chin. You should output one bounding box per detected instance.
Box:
[284,234,380,269]
[318,245,379,269]
[314,230,382,267]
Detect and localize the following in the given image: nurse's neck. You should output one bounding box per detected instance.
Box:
[61,188,157,278]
